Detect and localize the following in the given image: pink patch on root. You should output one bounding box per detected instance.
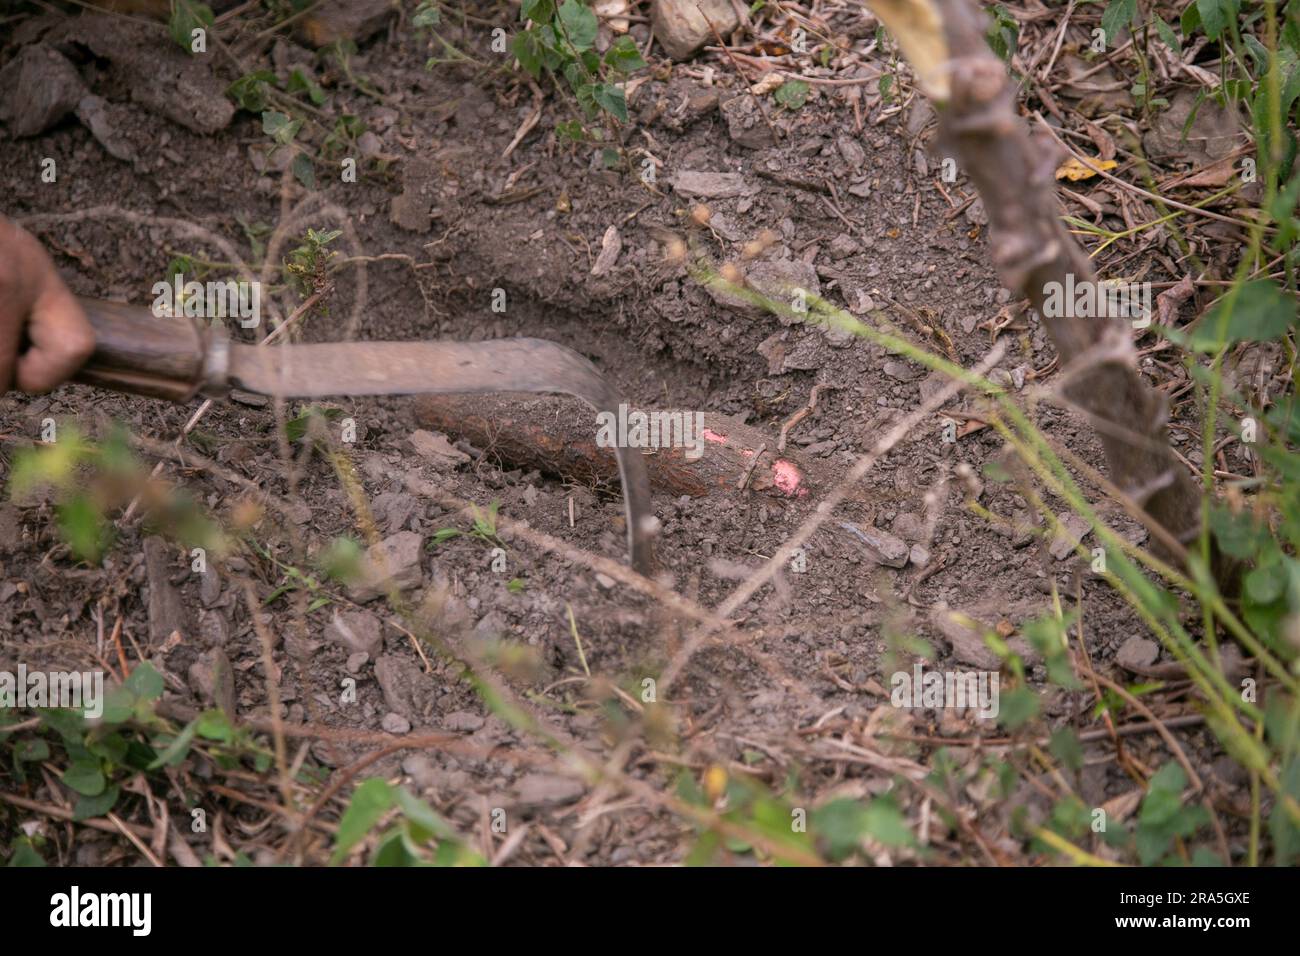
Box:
[702,428,729,444]
[771,459,805,496]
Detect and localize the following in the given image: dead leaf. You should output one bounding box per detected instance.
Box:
[591,225,622,277]
[1055,156,1119,181]
[749,72,785,96]
[1155,275,1196,326]
[594,0,628,32]
[1163,154,1238,189]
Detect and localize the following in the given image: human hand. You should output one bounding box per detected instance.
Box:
[0,216,95,393]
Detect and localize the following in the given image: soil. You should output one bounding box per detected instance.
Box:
[0,3,1251,866]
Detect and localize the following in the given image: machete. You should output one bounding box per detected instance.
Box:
[69,297,657,574]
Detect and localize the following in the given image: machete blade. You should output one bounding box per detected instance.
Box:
[227,340,656,574]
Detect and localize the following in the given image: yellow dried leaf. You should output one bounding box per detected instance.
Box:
[865,0,949,100]
[704,764,728,801]
[1055,156,1118,181]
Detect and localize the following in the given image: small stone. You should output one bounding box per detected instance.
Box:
[74,95,139,162]
[1049,513,1092,560]
[669,170,755,199]
[836,134,866,168]
[144,536,191,645]
[514,772,585,807]
[345,652,370,674]
[839,521,909,568]
[373,654,425,718]
[298,0,396,47]
[409,429,470,467]
[708,258,821,320]
[198,609,230,647]
[930,606,1039,670]
[882,360,918,382]
[756,332,788,375]
[381,712,411,735]
[230,389,269,408]
[198,564,222,607]
[347,531,424,602]
[0,45,86,137]
[1115,636,1159,671]
[445,711,485,732]
[909,543,931,567]
[594,572,616,589]
[720,95,775,149]
[327,608,384,656]
[892,512,925,542]
[651,0,740,61]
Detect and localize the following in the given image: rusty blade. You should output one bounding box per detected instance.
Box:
[227,339,656,573]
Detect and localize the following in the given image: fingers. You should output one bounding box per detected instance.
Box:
[0,218,34,393]
[0,217,95,394]
[15,278,94,393]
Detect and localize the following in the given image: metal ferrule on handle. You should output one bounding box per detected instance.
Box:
[73,297,230,401]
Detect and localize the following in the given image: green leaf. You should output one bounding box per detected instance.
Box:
[413,1,442,27]
[998,686,1040,730]
[261,110,300,145]
[1100,0,1138,46]
[56,494,108,565]
[1196,0,1228,41]
[811,798,870,861]
[1190,280,1296,350]
[394,787,458,842]
[292,152,315,190]
[73,785,120,822]
[557,0,598,52]
[1245,559,1287,604]
[148,720,198,770]
[521,0,554,23]
[169,0,214,53]
[123,662,164,702]
[861,795,916,848]
[1154,18,1182,54]
[286,68,327,106]
[332,778,396,864]
[812,796,915,861]
[774,79,811,110]
[592,83,628,121]
[371,827,417,866]
[512,29,545,78]
[604,35,646,73]
[1048,728,1084,773]
[61,759,106,797]
[14,738,50,762]
[1136,761,1207,864]
[985,3,1020,63]
[1270,756,1300,864]
[195,709,236,743]
[6,839,46,867]
[227,70,275,112]
[1210,505,1269,560]
[575,82,599,117]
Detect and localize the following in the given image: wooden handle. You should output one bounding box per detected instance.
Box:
[72,297,219,402]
